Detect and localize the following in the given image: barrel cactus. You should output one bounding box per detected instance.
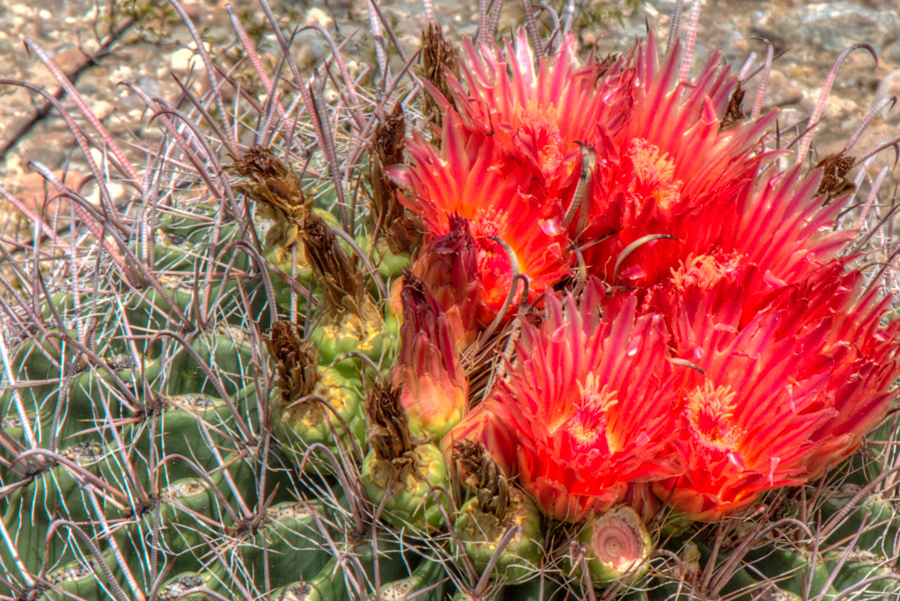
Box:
[2,1,900,600]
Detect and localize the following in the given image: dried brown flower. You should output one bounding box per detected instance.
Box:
[815,152,856,201]
[420,22,459,129]
[453,440,509,520]
[265,321,318,404]
[302,213,367,318]
[366,381,413,461]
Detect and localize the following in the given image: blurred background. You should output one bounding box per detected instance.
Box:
[0,0,897,243]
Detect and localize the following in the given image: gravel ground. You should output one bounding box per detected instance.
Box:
[1,0,898,241]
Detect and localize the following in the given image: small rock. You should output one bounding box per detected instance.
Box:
[886,40,900,64]
[52,45,89,73]
[136,76,162,99]
[769,2,900,56]
[759,70,804,111]
[799,93,859,125]
[108,65,133,85]
[305,7,334,30]
[170,47,203,73]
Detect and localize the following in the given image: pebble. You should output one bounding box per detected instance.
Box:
[170,47,204,73]
[305,7,334,30]
[766,2,900,56]
[759,70,804,111]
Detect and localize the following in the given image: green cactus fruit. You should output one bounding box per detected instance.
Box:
[360,236,411,283]
[266,321,366,471]
[453,441,543,584]
[309,305,395,374]
[361,441,448,531]
[360,381,449,531]
[455,489,543,584]
[571,506,653,588]
[273,368,366,470]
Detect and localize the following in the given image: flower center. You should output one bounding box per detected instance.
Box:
[685,381,740,449]
[670,252,743,292]
[626,138,682,212]
[520,110,564,178]
[553,375,619,451]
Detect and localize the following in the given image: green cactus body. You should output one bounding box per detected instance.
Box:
[360,236,411,283]
[504,576,563,601]
[819,490,900,559]
[378,557,447,601]
[827,552,900,598]
[267,544,407,601]
[742,546,838,601]
[40,549,124,601]
[150,476,235,558]
[1,441,125,571]
[156,567,229,601]
[270,558,350,601]
[238,501,332,587]
[138,393,247,478]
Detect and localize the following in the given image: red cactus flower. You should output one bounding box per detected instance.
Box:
[392,114,572,322]
[458,284,679,522]
[437,31,632,199]
[653,261,900,521]
[579,35,785,290]
[402,23,899,528]
[393,275,469,439]
[410,214,483,350]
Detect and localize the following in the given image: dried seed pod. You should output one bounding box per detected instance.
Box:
[366,381,414,461]
[370,103,423,254]
[303,213,367,318]
[720,81,746,128]
[453,440,508,520]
